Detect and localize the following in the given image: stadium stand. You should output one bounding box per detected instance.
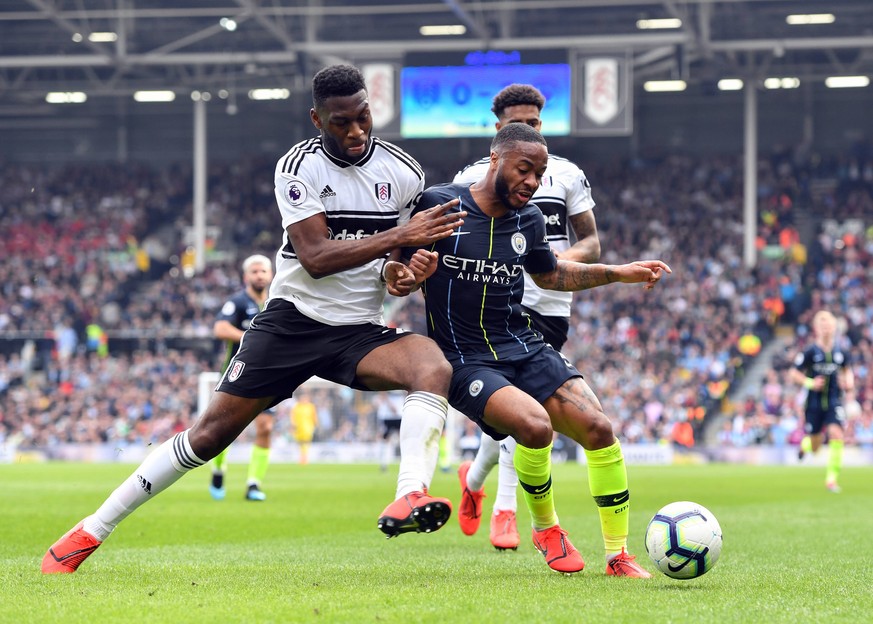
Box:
[4,145,870,460]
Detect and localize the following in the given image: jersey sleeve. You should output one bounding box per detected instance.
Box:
[523,208,558,274]
[453,161,488,184]
[274,162,325,230]
[396,174,425,227]
[216,297,242,327]
[792,348,810,371]
[565,163,596,217]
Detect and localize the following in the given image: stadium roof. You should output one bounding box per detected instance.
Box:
[1,0,872,113]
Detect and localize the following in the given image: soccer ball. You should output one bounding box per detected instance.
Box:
[644,501,723,579]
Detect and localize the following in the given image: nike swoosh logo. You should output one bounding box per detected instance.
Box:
[612,493,630,504]
[533,484,550,494]
[48,545,99,562]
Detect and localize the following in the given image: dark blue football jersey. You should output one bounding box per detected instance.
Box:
[793,344,848,411]
[216,290,263,372]
[406,183,557,365]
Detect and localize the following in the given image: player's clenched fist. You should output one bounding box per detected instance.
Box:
[406,249,440,284]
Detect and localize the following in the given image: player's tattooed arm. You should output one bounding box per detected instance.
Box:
[531,260,671,292]
[556,211,600,264]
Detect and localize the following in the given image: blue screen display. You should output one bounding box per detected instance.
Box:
[400,64,571,138]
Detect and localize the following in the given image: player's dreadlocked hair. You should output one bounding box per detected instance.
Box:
[490,122,547,153]
[491,84,546,118]
[312,64,366,110]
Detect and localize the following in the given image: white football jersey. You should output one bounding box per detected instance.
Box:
[271,136,424,325]
[453,154,595,317]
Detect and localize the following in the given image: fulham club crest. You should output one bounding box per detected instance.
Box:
[375,182,391,204]
[228,360,246,382]
[585,58,619,125]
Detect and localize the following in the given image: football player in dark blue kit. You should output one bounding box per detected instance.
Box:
[454,83,601,551]
[404,123,670,576]
[790,310,855,493]
[209,254,274,502]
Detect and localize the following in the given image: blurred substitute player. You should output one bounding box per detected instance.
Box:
[790,310,855,493]
[453,83,600,550]
[404,123,669,576]
[290,390,319,465]
[209,254,275,501]
[41,64,467,574]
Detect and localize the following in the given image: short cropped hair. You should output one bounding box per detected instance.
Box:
[490,122,547,153]
[312,64,367,109]
[242,254,272,272]
[491,84,546,118]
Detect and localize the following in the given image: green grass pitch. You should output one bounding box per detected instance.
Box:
[2,462,871,623]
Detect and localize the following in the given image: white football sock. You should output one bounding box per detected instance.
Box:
[83,430,205,541]
[467,433,500,492]
[395,392,448,498]
[494,436,518,513]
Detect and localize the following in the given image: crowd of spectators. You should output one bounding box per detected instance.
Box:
[0,345,409,452]
[0,163,186,339]
[2,350,202,450]
[0,161,280,344]
[2,146,872,457]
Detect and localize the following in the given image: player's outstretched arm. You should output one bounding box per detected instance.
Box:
[530,260,671,292]
[289,199,463,279]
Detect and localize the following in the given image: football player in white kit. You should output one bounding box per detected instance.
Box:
[453,84,601,551]
[42,64,465,574]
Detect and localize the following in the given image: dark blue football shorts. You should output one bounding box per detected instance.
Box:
[804,405,846,435]
[448,344,581,440]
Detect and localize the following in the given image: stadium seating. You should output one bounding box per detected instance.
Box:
[1,149,871,454]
